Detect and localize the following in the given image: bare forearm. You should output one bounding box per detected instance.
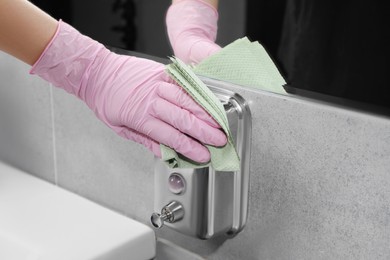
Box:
[0,0,58,65]
[172,0,218,9]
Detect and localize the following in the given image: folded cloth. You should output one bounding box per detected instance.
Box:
[162,57,240,171]
[193,37,287,94]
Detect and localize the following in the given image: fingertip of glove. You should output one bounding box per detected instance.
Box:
[30,20,62,74]
[193,147,211,163]
[213,130,228,147]
[178,140,211,164]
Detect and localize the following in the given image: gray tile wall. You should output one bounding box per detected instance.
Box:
[0,53,55,182]
[1,52,390,259]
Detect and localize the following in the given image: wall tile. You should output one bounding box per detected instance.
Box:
[156,238,205,260]
[0,53,55,182]
[52,87,155,224]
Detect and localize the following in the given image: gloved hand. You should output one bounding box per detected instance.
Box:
[166,0,221,65]
[30,20,227,163]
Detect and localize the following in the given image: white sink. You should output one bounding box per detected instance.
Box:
[0,232,41,260]
[0,161,155,260]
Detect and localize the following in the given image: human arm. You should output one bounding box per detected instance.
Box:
[0,0,227,163]
[0,0,57,65]
[166,0,221,65]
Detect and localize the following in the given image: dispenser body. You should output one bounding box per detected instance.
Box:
[153,82,251,239]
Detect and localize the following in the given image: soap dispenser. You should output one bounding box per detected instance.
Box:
[151,81,251,239]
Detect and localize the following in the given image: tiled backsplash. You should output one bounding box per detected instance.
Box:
[1,52,390,259]
[0,53,55,182]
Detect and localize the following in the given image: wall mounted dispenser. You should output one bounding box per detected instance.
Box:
[151,80,251,239]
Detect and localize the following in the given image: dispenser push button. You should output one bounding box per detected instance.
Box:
[168,173,186,194]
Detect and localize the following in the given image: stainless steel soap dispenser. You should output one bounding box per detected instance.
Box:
[151,81,251,239]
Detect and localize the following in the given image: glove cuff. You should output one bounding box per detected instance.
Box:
[29,20,106,98]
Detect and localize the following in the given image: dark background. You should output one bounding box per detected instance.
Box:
[30,0,390,114]
[30,0,285,58]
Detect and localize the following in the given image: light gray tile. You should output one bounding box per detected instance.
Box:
[156,238,204,260]
[241,91,390,260]
[52,86,155,224]
[0,52,55,182]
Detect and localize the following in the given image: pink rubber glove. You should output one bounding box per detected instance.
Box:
[166,0,221,65]
[30,21,227,163]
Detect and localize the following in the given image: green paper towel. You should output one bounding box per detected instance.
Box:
[162,57,240,171]
[193,37,287,94]
[161,37,286,170]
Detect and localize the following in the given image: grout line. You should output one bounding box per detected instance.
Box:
[49,84,58,185]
